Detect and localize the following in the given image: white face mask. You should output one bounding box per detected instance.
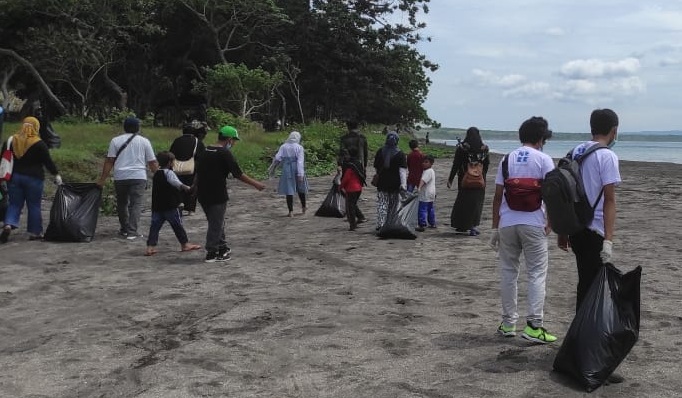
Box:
[608,133,618,149]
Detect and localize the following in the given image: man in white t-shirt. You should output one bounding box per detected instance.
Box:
[416,154,436,231]
[97,117,158,239]
[558,109,621,312]
[490,116,556,344]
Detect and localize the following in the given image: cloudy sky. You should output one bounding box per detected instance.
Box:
[415,1,682,132]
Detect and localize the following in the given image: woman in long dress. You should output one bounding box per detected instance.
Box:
[373,132,407,231]
[269,131,308,217]
[169,120,207,215]
[447,127,490,236]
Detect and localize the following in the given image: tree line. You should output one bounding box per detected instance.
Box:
[0,0,438,129]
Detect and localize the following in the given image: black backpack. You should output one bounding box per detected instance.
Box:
[542,144,607,235]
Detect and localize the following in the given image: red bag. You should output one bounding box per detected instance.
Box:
[502,154,542,212]
[0,136,14,182]
[504,177,542,212]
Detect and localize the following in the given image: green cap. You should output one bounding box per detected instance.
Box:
[219,125,240,140]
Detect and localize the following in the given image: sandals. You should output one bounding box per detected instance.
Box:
[144,248,158,256]
[181,244,201,252]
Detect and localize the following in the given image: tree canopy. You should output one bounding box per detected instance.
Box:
[0,0,438,127]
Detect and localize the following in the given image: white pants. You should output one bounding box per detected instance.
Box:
[498,224,548,329]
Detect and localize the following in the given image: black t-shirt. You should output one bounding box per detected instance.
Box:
[3,140,58,180]
[169,135,205,162]
[195,145,243,205]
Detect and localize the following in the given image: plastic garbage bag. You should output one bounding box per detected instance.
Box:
[377,192,419,239]
[44,183,102,242]
[314,182,346,218]
[553,263,642,392]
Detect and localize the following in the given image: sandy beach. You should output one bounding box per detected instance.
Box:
[0,153,680,398]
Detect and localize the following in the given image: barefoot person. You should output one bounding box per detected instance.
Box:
[195,125,266,262]
[144,151,201,256]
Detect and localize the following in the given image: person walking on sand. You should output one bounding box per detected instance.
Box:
[339,120,369,173]
[406,139,424,192]
[447,127,490,236]
[268,131,308,217]
[195,125,266,262]
[415,154,437,232]
[169,120,208,216]
[373,131,407,231]
[144,151,201,257]
[557,109,624,383]
[490,116,557,343]
[97,117,158,240]
[339,149,366,231]
[1,117,63,243]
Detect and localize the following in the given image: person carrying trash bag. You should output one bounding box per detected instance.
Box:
[553,262,641,392]
[373,131,407,231]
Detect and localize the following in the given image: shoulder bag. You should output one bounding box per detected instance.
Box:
[173,137,198,175]
[0,136,14,182]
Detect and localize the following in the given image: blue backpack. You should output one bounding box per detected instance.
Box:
[542,144,607,235]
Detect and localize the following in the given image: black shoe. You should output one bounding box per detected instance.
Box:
[605,372,624,384]
[205,251,231,263]
[415,226,426,232]
[218,246,232,256]
[0,227,10,243]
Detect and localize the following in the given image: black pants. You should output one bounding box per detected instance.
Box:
[345,191,363,227]
[286,193,306,212]
[569,228,605,313]
[178,174,197,212]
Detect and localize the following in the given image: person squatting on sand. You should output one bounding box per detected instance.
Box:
[373,131,407,231]
[415,154,436,232]
[97,117,158,240]
[1,116,62,243]
[195,125,266,263]
[144,151,201,257]
[447,127,490,236]
[169,120,208,216]
[558,108,624,382]
[490,116,557,343]
[268,131,308,217]
[339,148,367,231]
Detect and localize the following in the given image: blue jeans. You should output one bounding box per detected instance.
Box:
[146,208,188,247]
[5,172,45,235]
[418,201,436,227]
[114,179,147,236]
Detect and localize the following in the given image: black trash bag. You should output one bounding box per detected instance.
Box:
[44,183,102,242]
[314,183,346,218]
[553,263,642,392]
[377,192,419,239]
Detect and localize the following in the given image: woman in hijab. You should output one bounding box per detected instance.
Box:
[372,131,407,230]
[1,116,61,243]
[446,126,490,236]
[268,131,308,217]
[169,120,208,216]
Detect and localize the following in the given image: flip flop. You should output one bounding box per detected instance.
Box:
[181,244,202,252]
[144,249,158,256]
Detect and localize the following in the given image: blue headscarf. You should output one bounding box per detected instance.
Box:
[381,132,399,169]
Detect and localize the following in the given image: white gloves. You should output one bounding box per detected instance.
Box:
[54,174,63,185]
[600,240,613,263]
[489,228,500,251]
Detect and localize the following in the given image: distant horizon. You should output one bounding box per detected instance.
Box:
[426,127,682,135]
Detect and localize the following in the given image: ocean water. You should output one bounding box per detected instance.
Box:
[424,129,682,164]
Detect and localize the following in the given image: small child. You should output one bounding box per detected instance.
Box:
[416,154,436,232]
[406,139,424,192]
[339,149,367,231]
[145,151,201,256]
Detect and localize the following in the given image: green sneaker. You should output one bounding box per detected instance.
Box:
[521,322,557,344]
[497,323,516,337]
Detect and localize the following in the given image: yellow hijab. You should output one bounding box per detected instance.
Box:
[12,116,41,159]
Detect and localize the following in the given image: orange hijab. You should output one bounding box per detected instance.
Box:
[12,116,41,159]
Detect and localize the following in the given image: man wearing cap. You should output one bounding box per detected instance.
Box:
[195,125,266,262]
[97,117,158,240]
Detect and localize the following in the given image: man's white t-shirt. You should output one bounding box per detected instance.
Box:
[495,146,555,228]
[419,168,436,202]
[106,133,156,180]
[570,141,621,237]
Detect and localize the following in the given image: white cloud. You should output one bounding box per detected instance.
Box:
[503,82,552,98]
[559,58,641,79]
[472,69,526,87]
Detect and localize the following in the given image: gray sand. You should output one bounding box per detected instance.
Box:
[1,154,681,397]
